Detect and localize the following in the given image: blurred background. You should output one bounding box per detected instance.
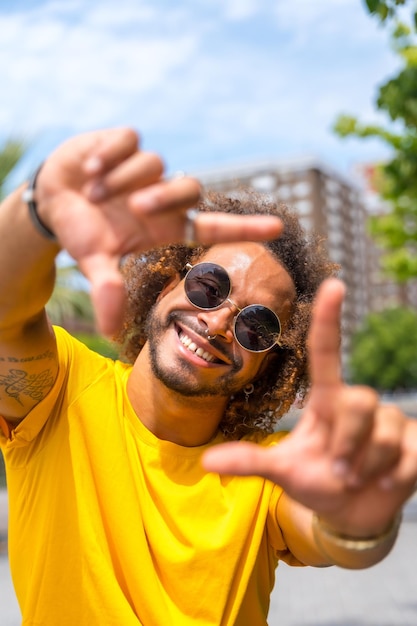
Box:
[1,0,417,624]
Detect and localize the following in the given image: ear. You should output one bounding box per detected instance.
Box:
[156,273,182,303]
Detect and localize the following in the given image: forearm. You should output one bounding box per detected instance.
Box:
[0,183,59,332]
[277,493,331,567]
[278,493,401,570]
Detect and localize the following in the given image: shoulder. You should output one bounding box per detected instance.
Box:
[54,326,115,366]
[53,326,130,387]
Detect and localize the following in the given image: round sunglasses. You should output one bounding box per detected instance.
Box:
[183,262,282,353]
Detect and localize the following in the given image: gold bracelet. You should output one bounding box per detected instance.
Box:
[312,512,402,570]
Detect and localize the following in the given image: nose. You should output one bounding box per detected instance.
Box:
[197,301,239,343]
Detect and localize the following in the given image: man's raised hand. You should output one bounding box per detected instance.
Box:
[203,278,417,536]
[34,128,283,335]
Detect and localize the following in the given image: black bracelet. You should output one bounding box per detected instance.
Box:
[22,164,57,242]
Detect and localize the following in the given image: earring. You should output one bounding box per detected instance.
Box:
[243,383,254,404]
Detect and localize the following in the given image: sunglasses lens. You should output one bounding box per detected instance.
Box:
[235,305,281,352]
[185,263,231,309]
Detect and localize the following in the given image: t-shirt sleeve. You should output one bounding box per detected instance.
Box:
[0,327,107,449]
[267,484,306,567]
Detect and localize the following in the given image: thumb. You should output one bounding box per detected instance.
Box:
[79,253,127,337]
[203,441,287,483]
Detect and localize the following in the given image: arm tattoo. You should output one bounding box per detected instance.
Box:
[0,368,55,405]
[0,349,55,364]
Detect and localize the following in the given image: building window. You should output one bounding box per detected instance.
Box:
[250,174,277,193]
[294,200,312,215]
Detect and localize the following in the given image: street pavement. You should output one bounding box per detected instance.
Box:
[0,489,416,625]
[270,500,417,626]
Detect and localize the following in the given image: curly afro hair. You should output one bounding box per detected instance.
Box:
[114,190,338,440]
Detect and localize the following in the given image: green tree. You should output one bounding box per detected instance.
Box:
[46,262,94,327]
[0,138,25,199]
[334,0,417,281]
[74,332,119,359]
[349,307,417,390]
[363,0,411,22]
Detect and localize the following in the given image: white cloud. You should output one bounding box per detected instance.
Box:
[0,1,200,134]
[0,0,400,178]
[221,0,264,21]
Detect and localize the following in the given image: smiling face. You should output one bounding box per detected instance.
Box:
[145,242,296,399]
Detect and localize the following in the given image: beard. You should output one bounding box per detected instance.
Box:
[145,304,246,398]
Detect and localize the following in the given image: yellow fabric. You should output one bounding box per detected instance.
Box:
[0,327,303,626]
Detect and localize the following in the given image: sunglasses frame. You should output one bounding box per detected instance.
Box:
[183,262,282,353]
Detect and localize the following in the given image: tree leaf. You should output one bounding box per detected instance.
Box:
[365,0,382,15]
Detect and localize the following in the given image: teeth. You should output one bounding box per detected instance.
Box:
[179,332,215,363]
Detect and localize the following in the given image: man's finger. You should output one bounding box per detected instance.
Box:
[79,253,127,336]
[85,152,165,202]
[129,177,202,217]
[308,278,345,388]
[83,128,141,175]
[129,183,284,245]
[346,402,403,485]
[203,441,285,482]
[379,419,417,495]
[327,386,378,475]
[193,212,284,245]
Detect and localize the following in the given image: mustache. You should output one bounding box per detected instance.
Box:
[168,311,242,369]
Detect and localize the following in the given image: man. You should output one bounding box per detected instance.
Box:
[0,128,416,626]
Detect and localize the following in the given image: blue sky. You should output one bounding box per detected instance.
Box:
[0,0,401,187]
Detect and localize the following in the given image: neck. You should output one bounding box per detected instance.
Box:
[126,349,228,447]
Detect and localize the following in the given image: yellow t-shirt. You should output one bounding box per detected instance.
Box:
[0,327,302,626]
